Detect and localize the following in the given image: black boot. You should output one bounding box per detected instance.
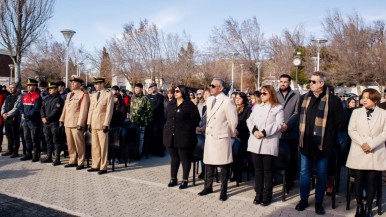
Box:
[219,166,229,201]
[20,152,32,161]
[198,165,214,196]
[355,202,364,217]
[364,204,372,217]
[40,157,53,163]
[10,150,19,158]
[32,152,40,162]
[2,150,12,156]
[53,144,61,166]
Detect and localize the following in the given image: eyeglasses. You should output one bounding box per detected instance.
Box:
[309,80,321,84]
[261,92,268,96]
[175,90,180,93]
[209,84,217,88]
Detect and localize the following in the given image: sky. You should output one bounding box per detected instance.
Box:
[47,0,386,52]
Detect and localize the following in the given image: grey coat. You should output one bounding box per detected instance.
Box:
[276,88,300,140]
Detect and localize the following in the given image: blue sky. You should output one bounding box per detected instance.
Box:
[47,0,386,52]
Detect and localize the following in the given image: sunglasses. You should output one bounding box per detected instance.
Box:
[209,84,217,88]
[309,80,321,84]
[175,90,180,93]
[260,92,268,96]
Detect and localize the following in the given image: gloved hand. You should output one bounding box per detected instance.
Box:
[77,125,83,131]
[88,125,92,133]
[102,126,109,133]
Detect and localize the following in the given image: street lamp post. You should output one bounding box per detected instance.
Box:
[77,62,83,77]
[8,64,14,85]
[61,29,76,88]
[229,52,239,91]
[311,38,328,71]
[255,62,261,89]
[292,52,302,90]
[240,64,244,92]
[311,57,318,72]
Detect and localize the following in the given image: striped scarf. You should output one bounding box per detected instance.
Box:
[299,88,329,151]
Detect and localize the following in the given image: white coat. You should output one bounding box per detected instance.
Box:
[346,107,386,171]
[203,92,238,165]
[246,103,284,156]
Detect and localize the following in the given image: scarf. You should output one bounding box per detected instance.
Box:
[299,87,329,151]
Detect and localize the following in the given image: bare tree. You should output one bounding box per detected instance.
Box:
[0,0,55,85]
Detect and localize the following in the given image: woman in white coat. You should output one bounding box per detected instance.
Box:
[346,88,386,217]
[247,85,284,207]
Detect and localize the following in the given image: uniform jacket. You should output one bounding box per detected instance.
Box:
[346,107,386,171]
[1,93,21,123]
[203,92,238,165]
[247,104,284,156]
[163,100,200,149]
[87,89,114,130]
[60,89,90,128]
[41,93,64,124]
[21,90,42,124]
[276,88,300,140]
[130,93,152,126]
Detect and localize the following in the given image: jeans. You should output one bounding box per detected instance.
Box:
[299,153,328,203]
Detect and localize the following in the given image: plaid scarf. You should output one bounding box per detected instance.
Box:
[299,88,329,150]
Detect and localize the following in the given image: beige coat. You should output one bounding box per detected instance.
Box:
[203,92,238,165]
[346,107,386,171]
[60,89,90,128]
[87,89,114,130]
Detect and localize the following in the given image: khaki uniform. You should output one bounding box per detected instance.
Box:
[87,89,114,170]
[59,89,90,166]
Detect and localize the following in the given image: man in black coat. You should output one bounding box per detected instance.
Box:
[1,83,22,158]
[295,71,344,215]
[40,82,64,165]
[147,83,166,157]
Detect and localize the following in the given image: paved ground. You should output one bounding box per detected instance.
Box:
[0,143,385,217]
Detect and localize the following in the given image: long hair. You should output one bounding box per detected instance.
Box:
[236,92,248,114]
[260,85,280,107]
[176,85,188,101]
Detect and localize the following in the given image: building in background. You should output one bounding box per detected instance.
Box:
[0,49,15,86]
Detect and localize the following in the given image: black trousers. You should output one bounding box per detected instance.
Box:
[252,153,276,200]
[148,119,165,156]
[167,146,193,180]
[5,121,20,152]
[43,122,60,158]
[230,141,247,181]
[23,122,41,156]
[205,164,229,189]
[354,169,379,207]
[280,139,299,183]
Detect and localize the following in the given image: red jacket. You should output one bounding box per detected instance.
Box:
[0,93,5,125]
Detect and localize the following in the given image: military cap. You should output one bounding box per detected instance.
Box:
[149,83,157,88]
[48,82,58,89]
[93,77,105,84]
[70,75,84,83]
[26,78,38,85]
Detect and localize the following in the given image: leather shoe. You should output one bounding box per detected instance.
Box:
[260,199,271,207]
[31,157,40,162]
[198,188,213,196]
[179,180,188,189]
[40,158,53,163]
[20,154,32,161]
[52,160,61,166]
[168,179,178,187]
[87,168,99,172]
[295,200,309,211]
[219,192,227,201]
[76,165,85,170]
[10,153,19,158]
[98,170,107,175]
[253,196,262,205]
[315,203,325,215]
[2,150,12,156]
[64,163,77,168]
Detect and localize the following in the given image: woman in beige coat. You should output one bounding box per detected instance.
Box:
[346,88,386,217]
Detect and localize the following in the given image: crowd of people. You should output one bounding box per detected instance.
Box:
[0,71,386,216]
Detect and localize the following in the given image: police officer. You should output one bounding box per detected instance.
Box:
[20,78,42,162]
[1,83,22,158]
[40,82,64,165]
[59,75,90,170]
[87,77,114,175]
